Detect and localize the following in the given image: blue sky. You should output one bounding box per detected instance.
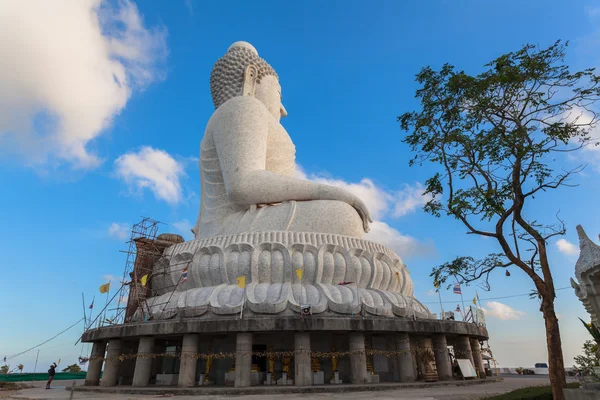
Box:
[1,0,600,371]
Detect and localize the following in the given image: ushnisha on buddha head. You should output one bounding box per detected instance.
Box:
[210,41,287,121]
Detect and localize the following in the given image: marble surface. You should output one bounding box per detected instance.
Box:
[139,231,432,320]
[193,42,371,239]
[136,41,433,322]
[313,371,324,385]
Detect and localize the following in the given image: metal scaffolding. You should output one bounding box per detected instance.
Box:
[112,217,162,325]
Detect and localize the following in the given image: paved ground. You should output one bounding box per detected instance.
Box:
[1,376,577,400]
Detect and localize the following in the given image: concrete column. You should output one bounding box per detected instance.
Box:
[386,335,400,382]
[432,334,452,380]
[470,338,486,379]
[132,337,154,387]
[453,336,475,373]
[395,333,415,382]
[85,342,106,386]
[178,334,199,387]
[101,339,123,387]
[409,337,420,379]
[294,332,311,386]
[234,333,252,387]
[349,332,368,384]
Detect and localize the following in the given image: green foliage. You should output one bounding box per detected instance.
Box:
[60,364,81,373]
[574,340,600,376]
[399,40,600,291]
[483,383,580,400]
[0,366,8,375]
[580,318,600,343]
[399,40,599,398]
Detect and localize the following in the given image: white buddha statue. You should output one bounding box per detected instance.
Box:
[141,42,432,321]
[192,41,371,240]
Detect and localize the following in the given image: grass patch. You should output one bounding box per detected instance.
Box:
[0,382,33,391]
[483,383,580,400]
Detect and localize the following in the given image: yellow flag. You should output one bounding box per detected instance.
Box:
[140,274,148,287]
[473,297,477,306]
[57,358,61,366]
[237,276,246,289]
[99,282,110,294]
[296,269,303,280]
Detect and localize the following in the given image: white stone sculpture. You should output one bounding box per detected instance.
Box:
[139,42,432,320]
[571,225,600,324]
[192,41,371,239]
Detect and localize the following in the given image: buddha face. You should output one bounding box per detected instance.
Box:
[254,75,288,122]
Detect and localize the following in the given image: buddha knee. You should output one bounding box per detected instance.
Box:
[299,200,363,238]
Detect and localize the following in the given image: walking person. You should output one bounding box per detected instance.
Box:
[46,363,57,389]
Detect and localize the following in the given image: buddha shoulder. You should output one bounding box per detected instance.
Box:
[210,96,271,123]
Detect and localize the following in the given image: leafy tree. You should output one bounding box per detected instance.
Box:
[17,364,23,374]
[61,364,81,373]
[399,40,600,400]
[0,365,8,374]
[574,340,600,377]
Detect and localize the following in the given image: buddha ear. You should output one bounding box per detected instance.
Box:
[242,64,258,97]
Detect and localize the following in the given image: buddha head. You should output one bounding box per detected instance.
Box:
[210,42,288,121]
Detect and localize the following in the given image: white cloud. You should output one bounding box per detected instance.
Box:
[0,0,167,168]
[108,222,129,241]
[297,164,434,258]
[392,182,431,217]
[102,274,120,283]
[556,238,579,255]
[560,108,600,171]
[586,6,600,17]
[483,301,526,320]
[296,165,431,221]
[184,0,195,16]
[426,290,437,296]
[365,221,434,258]
[172,219,194,240]
[115,146,185,204]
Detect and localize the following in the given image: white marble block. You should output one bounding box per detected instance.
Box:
[198,374,213,385]
[313,371,324,385]
[264,372,275,385]
[224,371,235,386]
[155,374,178,386]
[277,372,294,385]
[250,372,265,386]
[330,371,342,384]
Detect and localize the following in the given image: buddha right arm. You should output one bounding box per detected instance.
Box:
[212,96,372,231]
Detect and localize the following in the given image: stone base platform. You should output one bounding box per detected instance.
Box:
[82,315,488,341]
[82,312,488,388]
[71,378,500,396]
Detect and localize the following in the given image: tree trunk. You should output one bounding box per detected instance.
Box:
[542,299,566,400]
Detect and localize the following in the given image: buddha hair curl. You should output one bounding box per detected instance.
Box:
[210,43,278,109]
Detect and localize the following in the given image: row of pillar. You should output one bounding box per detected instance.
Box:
[85,333,486,387]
